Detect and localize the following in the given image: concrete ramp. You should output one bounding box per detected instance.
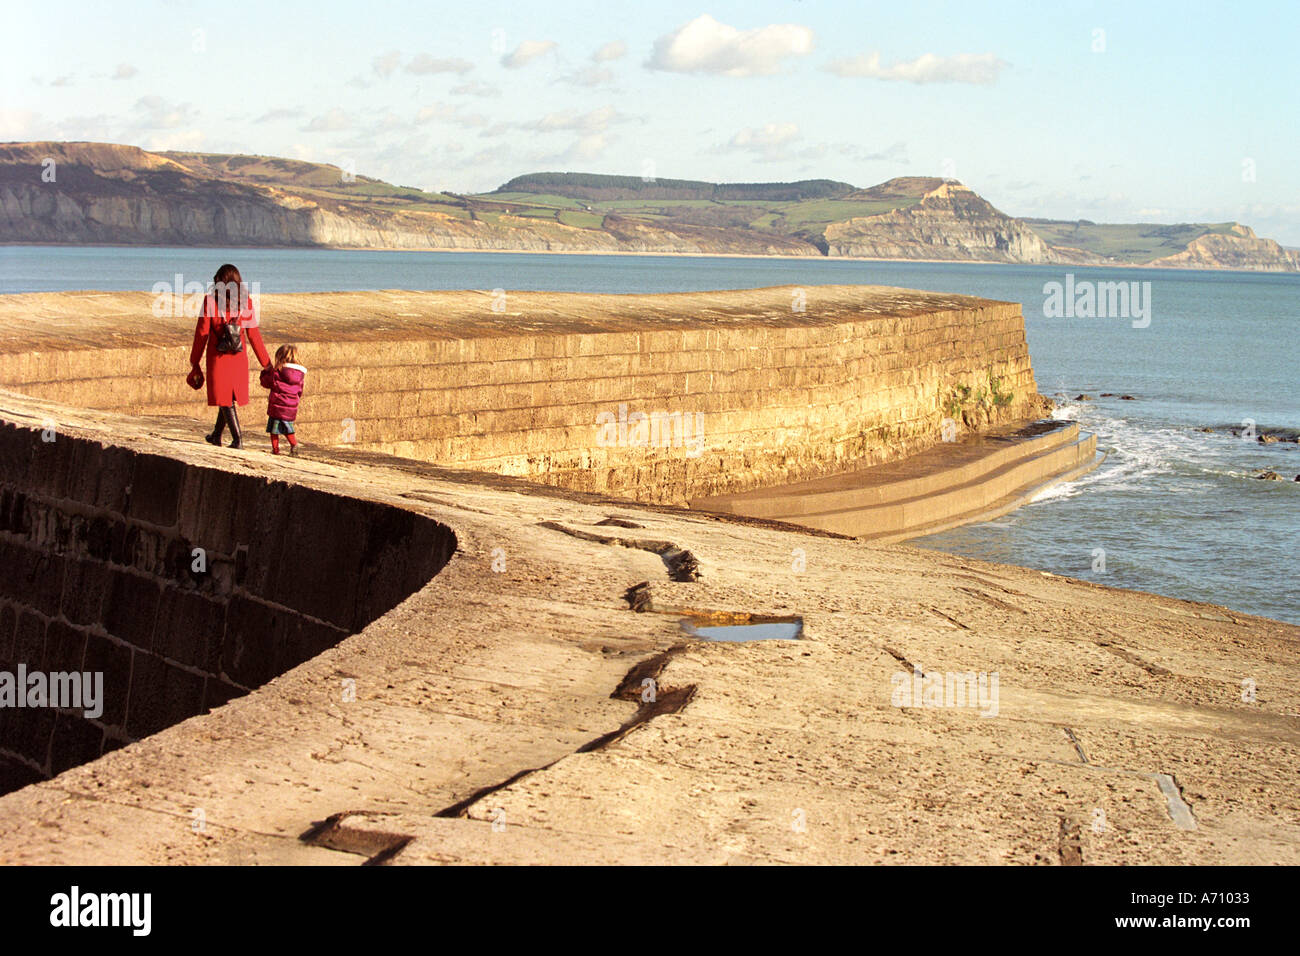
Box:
[693,419,1101,540]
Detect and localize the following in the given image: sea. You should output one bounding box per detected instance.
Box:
[3,245,1297,625]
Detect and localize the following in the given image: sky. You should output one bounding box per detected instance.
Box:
[5,0,1298,244]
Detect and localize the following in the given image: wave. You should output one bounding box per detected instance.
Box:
[1027,404,1282,506]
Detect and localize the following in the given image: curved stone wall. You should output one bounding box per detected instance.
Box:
[0,286,1047,506]
[0,421,456,794]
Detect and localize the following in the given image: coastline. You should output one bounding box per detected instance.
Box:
[5,240,1300,277]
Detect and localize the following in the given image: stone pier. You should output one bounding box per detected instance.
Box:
[0,286,1048,505]
[0,286,1294,865]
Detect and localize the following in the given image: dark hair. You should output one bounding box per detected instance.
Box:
[211,263,246,316]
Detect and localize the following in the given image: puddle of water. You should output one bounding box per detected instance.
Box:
[679,616,803,642]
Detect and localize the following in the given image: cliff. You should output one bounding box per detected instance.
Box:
[1147,224,1300,272]
[2,142,1296,271]
[0,143,813,255]
[823,181,1066,263]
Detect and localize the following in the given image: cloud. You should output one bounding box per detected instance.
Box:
[415,102,456,123]
[372,50,402,77]
[562,133,611,161]
[0,108,38,139]
[415,102,487,128]
[335,111,413,148]
[501,40,557,69]
[592,40,627,62]
[847,141,908,162]
[558,66,615,88]
[133,96,197,130]
[406,54,474,75]
[827,51,1008,85]
[302,108,352,132]
[50,75,74,87]
[647,14,814,77]
[254,108,305,124]
[451,80,500,97]
[534,132,615,165]
[715,122,801,161]
[522,105,622,133]
[112,64,137,80]
[788,140,908,164]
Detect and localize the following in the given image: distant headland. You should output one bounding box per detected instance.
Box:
[2,141,1297,273]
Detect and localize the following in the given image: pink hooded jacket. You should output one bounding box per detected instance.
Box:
[263,363,306,421]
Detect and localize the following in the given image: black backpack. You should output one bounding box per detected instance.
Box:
[214,318,243,354]
[209,295,244,354]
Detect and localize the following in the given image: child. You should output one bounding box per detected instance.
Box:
[261,345,306,456]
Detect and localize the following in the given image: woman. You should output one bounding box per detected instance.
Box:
[189,263,270,448]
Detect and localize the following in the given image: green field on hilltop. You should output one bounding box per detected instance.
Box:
[463,191,917,236]
[1025,219,1238,262]
[773,198,913,228]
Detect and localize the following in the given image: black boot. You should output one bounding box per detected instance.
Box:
[205,409,226,446]
[226,404,243,449]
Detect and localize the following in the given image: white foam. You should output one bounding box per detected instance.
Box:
[1029,481,1079,503]
[1029,408,1225,506]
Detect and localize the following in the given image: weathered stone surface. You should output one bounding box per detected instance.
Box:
[0,419,456,785]
[0,399,1293,865]
[0,286,1050,505]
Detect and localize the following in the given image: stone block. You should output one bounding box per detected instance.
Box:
[83,515,118,562]
[126,453,186,528]
[124,652,170,738]
[27,430,75,499]
[12,609,47,670]
[220,595,282,689]
[103,570,161,652]
[48,712,104,776]
[20,548,66,619]
[90,447,134,520]
[82,633,132,730]
[202,678,246,711]
[0,603,15,665]
[153,585,225,673]
[61,556,112,627]
[0,425,33,487]
[17,707,55,771]
[44,619,86,674]
[274,488,364,628]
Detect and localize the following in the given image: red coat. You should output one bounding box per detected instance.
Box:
[189,294,270,407]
